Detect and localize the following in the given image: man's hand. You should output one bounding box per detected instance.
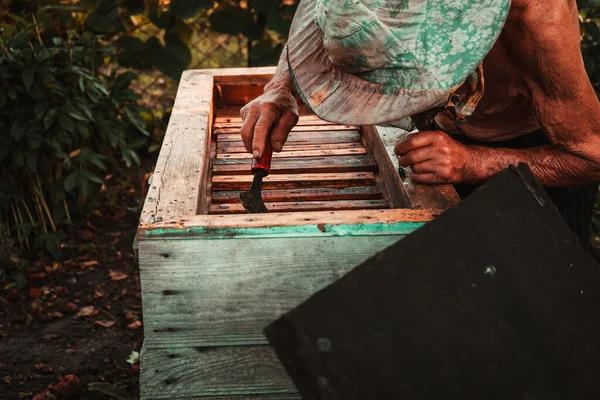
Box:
[394,130,483,184]
[240,89,299,158]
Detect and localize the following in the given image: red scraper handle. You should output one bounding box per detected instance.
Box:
[251,140,273,176]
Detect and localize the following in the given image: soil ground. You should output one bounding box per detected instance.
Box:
[0,167,149,400]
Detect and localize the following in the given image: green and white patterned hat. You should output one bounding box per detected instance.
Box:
[287,0,511,126]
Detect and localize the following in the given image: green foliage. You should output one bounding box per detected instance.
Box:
[0,2,151,257]
[579,1,600,94]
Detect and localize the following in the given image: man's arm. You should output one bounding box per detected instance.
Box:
[240,47,299,158]
[397,0,600,186]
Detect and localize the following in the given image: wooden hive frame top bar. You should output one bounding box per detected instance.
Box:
[139,67,458,238]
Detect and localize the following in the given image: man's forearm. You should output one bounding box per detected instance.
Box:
[469,145,600,187]
[264,46,293,94]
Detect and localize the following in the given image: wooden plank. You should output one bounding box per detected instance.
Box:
[213,155,377,175]
[140,71,213,225]
[216,130,361,144]
[211,186,382,204]
[216,148,367,159]
[212,172,375,190]
[139,209,438,233]
[216,142,364,154]
[210,199,389,214]
[138,235,406,347]
[215,104,314,120]
[214,124,357,134]
[214,116,334,129]
[140,346,296,398]
[373,126,460,210]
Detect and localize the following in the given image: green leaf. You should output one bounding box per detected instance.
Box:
[81,170,104,184]
[112,71,137,95]
[147,35,191,80]
[59,114,75,132]
[26,150,38,172]
[8,29,30,47]
[44,109,57,129]
[168,20,193,43]
[169,0,213,19]
[22,69,35,90]
[117,36,150,69]
[35,103,47,119]
[64,171,80,192]
[76,122,91,139]
[11,120,26,141]
[149,11,172,29]
[209,3,264,40]
[124,108,150,136]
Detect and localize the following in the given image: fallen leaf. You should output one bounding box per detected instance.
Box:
[54,375,82,397]
[109,269,128,281]
[47,312,63,320]
[124,311,137,321]
[66,302,78,312]
[94,320,116,328]
[32,391,56,400]
[27,272,47,279]
[81,230,95,241]
[43,334,58,341]
[126,350,140,365]
[94,288,105,299]
[74,306,96,318]
[29,288,42,299]
[127,320,142,329]
[81,260,99,268]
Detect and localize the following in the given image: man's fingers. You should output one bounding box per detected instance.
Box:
[394,131,441,156]
[270,111,298,152]
[398,147,434,168]
[252,107,278,158]
[240,105,260,153]
[411,172,443,184]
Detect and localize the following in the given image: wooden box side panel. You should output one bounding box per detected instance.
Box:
[140,71,214,225]
[138,233,408,398]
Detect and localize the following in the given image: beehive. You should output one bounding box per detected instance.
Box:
[138,67,459,399]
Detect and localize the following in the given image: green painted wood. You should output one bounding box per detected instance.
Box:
[139,235,405,348]
[140,345,296,399]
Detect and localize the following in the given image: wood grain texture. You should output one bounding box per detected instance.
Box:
[213,124,357,134]
[216,130,361,144]
[139,209,438,232]
[212,172,375,190]
[374,126,460,210]
[212,187,382,204]
[139,71,213,225]
[139,235,405,347]
[210,199,389,214]
[140,345,296,399]
[214,115,333,128]
[216,142,363,153]
[216,148,367,159]
[213,155,377,175]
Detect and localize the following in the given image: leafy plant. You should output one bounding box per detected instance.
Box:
[0,3,150,257]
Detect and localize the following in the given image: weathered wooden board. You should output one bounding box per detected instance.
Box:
[216,130,361,143]
[213,124,356,134]
[216,148,367,159]
[139,234,405,348]
[140,72,213,224]
[211,187,382,203]
[141,345,296,399]
[210,199,389,214]
[212,155,377,175]
[212,172,375,191]
[216,142,364,153]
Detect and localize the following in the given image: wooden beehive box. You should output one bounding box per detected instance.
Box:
[138,67,460,399]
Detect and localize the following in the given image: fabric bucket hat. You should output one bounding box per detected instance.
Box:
[286,0,511,127]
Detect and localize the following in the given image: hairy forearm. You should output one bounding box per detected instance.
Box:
[469,145,600,187]
[264,46,293,94]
